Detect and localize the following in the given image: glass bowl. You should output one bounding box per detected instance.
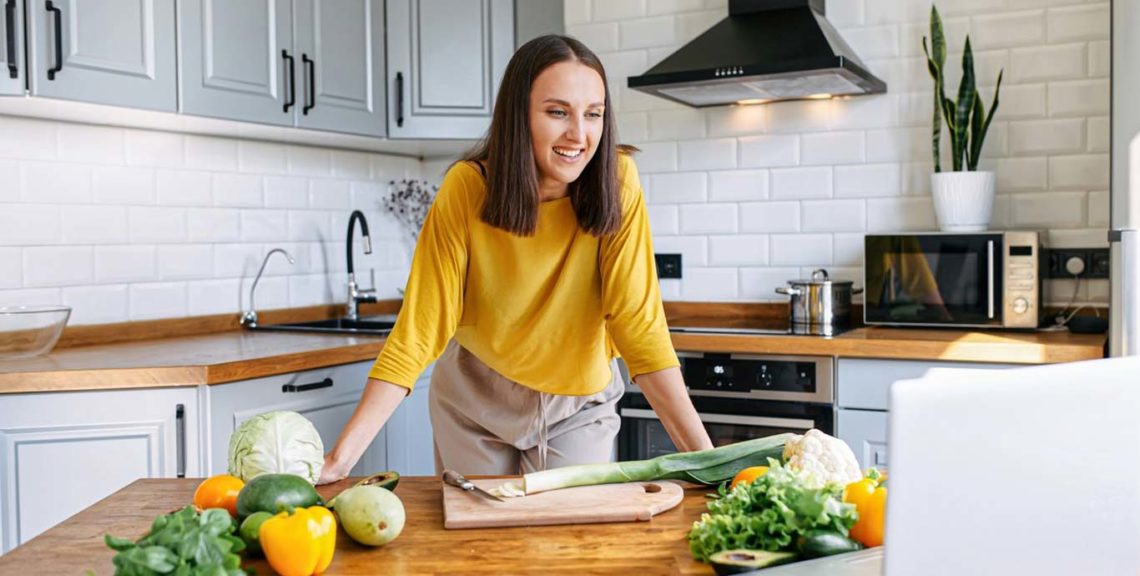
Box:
[0,305,72,360]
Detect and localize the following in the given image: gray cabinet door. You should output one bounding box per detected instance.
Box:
[26,0,176,111]
[384,363,435,476]
[0,0,24,95]
[386,0,513,139]
[178,0,294,126]
[0,387,199,553]
[837,408,889,472]
[293,0,385,137]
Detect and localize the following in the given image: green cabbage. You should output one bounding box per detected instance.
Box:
[227,410,324,484]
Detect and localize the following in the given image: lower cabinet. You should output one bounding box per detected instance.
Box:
[205,361,386,479]
[0,386,199,553]
[384,364,436,476]
[835,358,1019,470]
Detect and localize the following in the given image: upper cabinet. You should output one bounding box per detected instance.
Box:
[26,0,177,111]
[179,0,386,137]
[385,0,513,140]
[0,0,24,95]
[178,0,294,127]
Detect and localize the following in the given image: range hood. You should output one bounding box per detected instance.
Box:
[627,0,887,108]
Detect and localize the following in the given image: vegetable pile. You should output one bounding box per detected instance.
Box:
[104,506,247,576]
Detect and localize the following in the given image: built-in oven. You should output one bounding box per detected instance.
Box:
[863,231,1043,329]
[617,353,834,461]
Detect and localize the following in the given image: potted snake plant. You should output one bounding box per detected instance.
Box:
[923,5,1003,231]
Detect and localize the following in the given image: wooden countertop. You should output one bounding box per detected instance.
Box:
[0,330,385,394]
[0,477,716,575]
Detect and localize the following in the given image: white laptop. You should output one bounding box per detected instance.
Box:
[760,356,1140,576]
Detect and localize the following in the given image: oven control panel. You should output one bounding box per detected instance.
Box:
[682,354,817,394]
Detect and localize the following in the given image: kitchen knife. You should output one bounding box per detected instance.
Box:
[442,469,506,502]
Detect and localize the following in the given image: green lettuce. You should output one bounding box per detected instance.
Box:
[227,410,324,484]
[688,460,858,562]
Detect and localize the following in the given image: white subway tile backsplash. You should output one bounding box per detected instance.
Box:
[865,127,927,163]
[679,138,736,170]
[188,279,242,316]
[129,207,187,243]
[801,132,865,166]
[1088,190,1108,227]
[705,105,766,138]
[619,16,676,49]
[1008,119,1084,155]
[1088,41,1110,77]
[0,288,61,306]
[61,205,128,244]
[1011,192,1086,227]
[1009,44,1086,82]
[971,10,1046,49]
[242,275,289,312]
[288,211,331,242]
[214,243,264,278]
[770,234,832,266]
[995,157,1049,192]
[58,124,125,165]
[1048,80,1109,117]
[765,100,838,134]
[825,0,864,26]
[680,204,737,234]
[187,208,241,242]
[801,199,866,232]
[289,274,333,307]
[842,26,900,59]
[740,202,799,233]
[0,204,59,244]
[241,210,288,242]
[599,50,649,81]
[1049,154,1109,190]
[616,112,649,142]
[0,159,17,201]
[739,135,799,168]
[651,236,707,266]
[646,204,679,235]
[157,170,212,206]
[709,235,768,266]
[836,164,900,197]
[22,247,93,287]
[998,85,1047,120]
[592,0,645,21]
[62,284,129,324]
[565,0,590,25]
[633,142,678,173]
[185,136,238,171]
[708,170,768,202]
[674,9,721,42]
[157,245,213,280]
[771,167,832,199]
[901,162,933,196]
[739,267,799,301]
[129,282,187,320]
[681,268,738,300]
[648,172,706,203]
[648,109,707,141]
[238,141,287,174]
[21,162,91,203]
[94,246,155,283]
[648,0,704,16]
[93,167,155,205]
[0,248,20,288]
[833,233,866,267]
[265,176,309,208]
[1046,4,1108,42]
[331,151,372,180]
[0,117,57,160]
[866,197,937,232]
[287,146,333,177]
[124,129,184,168]
[213,173,263,207]
[568,22,619,53]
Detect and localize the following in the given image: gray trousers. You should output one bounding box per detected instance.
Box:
[428,339,624,475]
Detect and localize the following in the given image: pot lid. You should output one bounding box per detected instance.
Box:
[787,268,854,286]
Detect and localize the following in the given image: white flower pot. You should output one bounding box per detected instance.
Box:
[931,171,996,232]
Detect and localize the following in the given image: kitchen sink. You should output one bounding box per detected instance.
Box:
[250,314,397,336]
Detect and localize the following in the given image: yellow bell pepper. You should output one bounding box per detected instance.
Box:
[259,506,337,576]
[844,469,887,548]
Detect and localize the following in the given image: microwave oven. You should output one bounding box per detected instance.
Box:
[864,231,1043,329]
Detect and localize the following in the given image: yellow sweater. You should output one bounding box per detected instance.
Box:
[368,154,678,395]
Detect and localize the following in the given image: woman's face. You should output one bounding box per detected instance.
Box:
[529,60,606,197]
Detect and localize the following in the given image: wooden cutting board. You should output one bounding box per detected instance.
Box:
[442,479,685,529]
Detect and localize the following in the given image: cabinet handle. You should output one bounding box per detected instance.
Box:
[282,49,295,112]
[302,53,315,115]
[395,71,404,127]
[175,403,186,479]
[45,0,61,80]
[283,377,333,393]
[5,0,16,79]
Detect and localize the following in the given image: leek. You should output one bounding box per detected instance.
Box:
[500,433,795,496]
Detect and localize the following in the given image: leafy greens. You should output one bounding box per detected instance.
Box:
[103,505,248,575]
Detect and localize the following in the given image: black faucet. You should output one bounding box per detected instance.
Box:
[346,210,377,321]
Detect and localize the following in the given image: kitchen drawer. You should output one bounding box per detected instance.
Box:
[837,358,1017,411]
[837,408,888,471]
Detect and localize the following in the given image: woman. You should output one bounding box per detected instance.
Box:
[317,35,712,484]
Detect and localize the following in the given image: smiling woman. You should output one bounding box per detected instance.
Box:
[316,35,713,484]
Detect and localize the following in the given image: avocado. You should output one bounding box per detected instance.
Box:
[796,530,864,559]
[327,471,400,509]
[235,473,323,519]
[709,549,798,575]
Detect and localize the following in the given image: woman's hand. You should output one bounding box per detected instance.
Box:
[317,454,351,485]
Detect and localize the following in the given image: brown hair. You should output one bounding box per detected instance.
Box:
[462,35,630,237]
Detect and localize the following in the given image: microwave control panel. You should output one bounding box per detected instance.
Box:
[1003,230,1042,327]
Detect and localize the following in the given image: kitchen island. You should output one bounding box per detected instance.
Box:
[0,477,718,575]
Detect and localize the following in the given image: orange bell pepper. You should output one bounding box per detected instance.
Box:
[844,469,887,547]
[259,506,337,576]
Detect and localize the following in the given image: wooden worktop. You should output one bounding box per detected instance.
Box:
[0,477,716,575]
[0,301,1106,395]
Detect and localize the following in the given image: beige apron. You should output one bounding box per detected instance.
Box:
[428,339,624,475]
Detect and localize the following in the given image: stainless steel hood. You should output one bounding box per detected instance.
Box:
[627,0,887,108]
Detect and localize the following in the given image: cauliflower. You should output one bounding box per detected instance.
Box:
[782,429,863,488]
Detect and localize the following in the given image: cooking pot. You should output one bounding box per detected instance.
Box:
[775,269,862,336]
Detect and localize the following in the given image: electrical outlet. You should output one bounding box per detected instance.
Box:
[655,253,682,279]
[1045,248,1110,279]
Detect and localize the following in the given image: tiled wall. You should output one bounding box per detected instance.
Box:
[569,0,1110,306]
[0,117,421,325]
